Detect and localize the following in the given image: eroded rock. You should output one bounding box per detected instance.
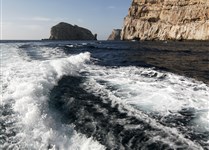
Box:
[121,0,209,40]
[107,29,122,40]
[49,22,96,40]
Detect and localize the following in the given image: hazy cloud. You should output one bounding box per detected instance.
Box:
[2,22,47,39]
[2,21,13,27]
[19,16,51,22]
[32,17,52,21]
[18,16,71,23]
[77,18,84,23]
[22,24,43,30]
[3,21,43,30]
[107,6,116,9]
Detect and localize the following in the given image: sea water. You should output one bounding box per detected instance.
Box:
[0,40,208,149]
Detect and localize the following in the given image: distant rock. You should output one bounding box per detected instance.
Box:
[49,22,96,40]
[107,29,122,40]
[121,0,209,41]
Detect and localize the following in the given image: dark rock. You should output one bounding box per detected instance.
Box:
[94,34,97,40]
[107,29,121,40]
[49,22,96,40]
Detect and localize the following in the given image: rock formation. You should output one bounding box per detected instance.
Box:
[49,22,96,40]
[107,29,122,40]
[121,0,209,40]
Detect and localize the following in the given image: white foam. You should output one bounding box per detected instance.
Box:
[82,66,206,149]
[83,65,209,132]
[1,42,208,149]
[1,43,105,150]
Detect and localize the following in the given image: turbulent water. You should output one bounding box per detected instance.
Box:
[0,40,209,150]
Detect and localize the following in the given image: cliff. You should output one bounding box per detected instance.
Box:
[49,22,96,40]
[107,29,122,40]
[121,0,209,40]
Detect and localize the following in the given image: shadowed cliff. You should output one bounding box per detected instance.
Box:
[49,22,96,40]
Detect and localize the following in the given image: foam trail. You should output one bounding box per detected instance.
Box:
[84,65,209,124]
[50,75,203,149]
[1,43,105,150]
[1,41,208,149]
[81,65,209,149]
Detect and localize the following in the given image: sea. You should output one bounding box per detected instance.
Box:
[0,40,209,150]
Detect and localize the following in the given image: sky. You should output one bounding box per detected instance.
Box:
[0,0,131,40]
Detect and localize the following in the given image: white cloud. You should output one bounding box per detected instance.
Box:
[107,6,116,9]
[32,17,51,21]
[22,24,43,30]
[18,16,71,23]
[19,16,51,22]
[2,22,47,40]
[77,18,84,23]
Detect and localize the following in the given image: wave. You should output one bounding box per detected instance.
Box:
[1,43,105,149]
[1,41,208,149]
[80,65,209,149]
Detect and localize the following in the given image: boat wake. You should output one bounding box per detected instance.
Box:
[1,41,208,149]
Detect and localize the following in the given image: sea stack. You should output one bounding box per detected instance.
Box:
[49,22,96,40]
[121,0,209,41]
[107,29,122,40]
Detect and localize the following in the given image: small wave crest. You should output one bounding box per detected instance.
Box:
[81,65,209,149]
[1,44,105,150]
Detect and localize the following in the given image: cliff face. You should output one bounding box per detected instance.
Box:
[107,29,122,40]
[49,22,96,40]
[121,0,209,40]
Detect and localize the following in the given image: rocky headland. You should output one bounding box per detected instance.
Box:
[121,0,209,40]
[49,22,96,40]
[107,29,122,40]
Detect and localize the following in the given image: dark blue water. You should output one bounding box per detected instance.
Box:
[1,40,209,150]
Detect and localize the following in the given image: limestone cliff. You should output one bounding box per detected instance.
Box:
[107,29,122,40]
[49,22,96,40]
[121,0,209,40]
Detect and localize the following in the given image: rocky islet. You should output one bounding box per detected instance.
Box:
[107,29,122,40]
[49,0,209,41]
[49,22,97,40]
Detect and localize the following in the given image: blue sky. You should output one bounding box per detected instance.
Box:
[1,0,131,40]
